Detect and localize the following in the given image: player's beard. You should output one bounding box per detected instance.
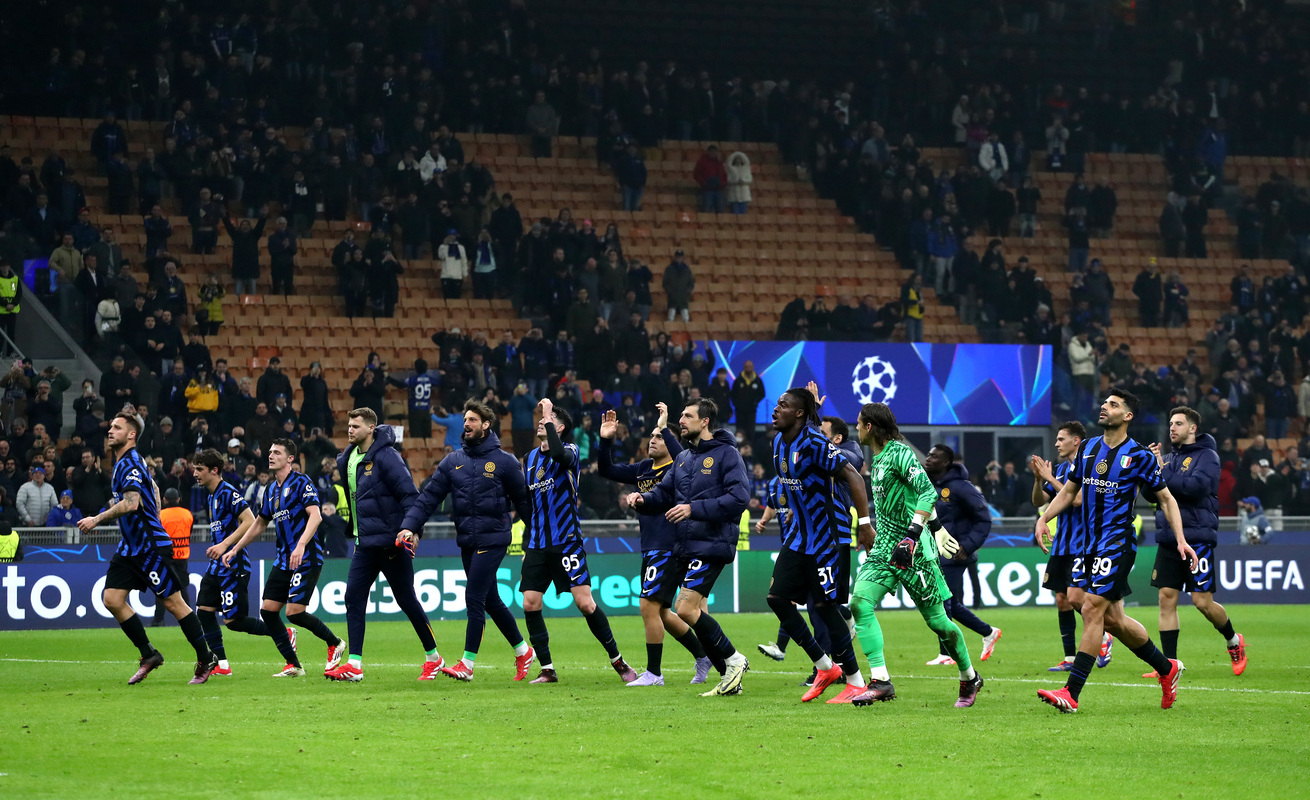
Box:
[464,428,485,447]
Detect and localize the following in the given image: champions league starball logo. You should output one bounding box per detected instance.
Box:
[851,356,898,404]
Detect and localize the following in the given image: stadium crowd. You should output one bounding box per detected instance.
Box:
[6,0,1310,534]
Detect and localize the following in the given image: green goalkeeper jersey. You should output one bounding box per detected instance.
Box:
[867,439,938,560]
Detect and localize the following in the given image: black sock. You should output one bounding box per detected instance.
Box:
[525,609,552,667]
[769,596,826,662]
[1129,638,1174,675]
[815,604,858,676]
[286,611,340,646]
[691,612,734,663]
[673,628,706,659]
[1216,617,1236,642]
[176,612,213,662]
[1059,610,1078,658]
[776,626,791,652]
[227,616,269,637]
[118,614,155,658]
[261,609,300,667]
[1160,629,1180,661]
[1065,651,1097,701]
[646,642,663,676]
[583,607,620,660]
[198,610,226,661]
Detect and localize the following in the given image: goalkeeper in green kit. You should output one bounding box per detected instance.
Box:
[849,403,985,708]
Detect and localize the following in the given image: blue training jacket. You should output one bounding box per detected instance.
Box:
[400,431,531,548]
[336,424,417,549]
[637,429,749,563]
[598,427,682,552]
[931,462,992,564]
[1153,434,1220,545]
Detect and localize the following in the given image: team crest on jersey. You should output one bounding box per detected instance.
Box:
[1182,457,1192,471]
[536,467,545,480]
[485,461,496,473]
[703,457,714,469]
[1120,455,1133,469]
[778,494,787,506]
[364,461,373,475]
[780,460,788,474]
[941,488,950,499]
[1095,461,1108,475]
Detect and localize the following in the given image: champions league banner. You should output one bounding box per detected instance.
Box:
[706,341,1053,426]
[4,546,1306,630]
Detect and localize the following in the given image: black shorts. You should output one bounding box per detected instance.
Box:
[1042,553,1076,593]
[1070,545,1137,602]
[105,551,187,599]
[1151,543,1217,593]
[770,547,842,605]
[198,570,251,620]
[647,554,728,608]
[262,565,322,605]
[521,543,591,595]
[639,549,679,601]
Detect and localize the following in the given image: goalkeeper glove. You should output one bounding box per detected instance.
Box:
[891,536,917,570]
[923,514,962,558]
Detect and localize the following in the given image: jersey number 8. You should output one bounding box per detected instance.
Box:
[148,570,161,585]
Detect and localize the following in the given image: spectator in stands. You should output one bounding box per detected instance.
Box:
[901,274,926,343]
[1163,272,1190,327]
[1265,371,1296,439]
[191,189,223,254]
[1068,330,1097,413]
[438,230,468,300]
[725,151,753,214]
[731,361,765,440]
[1088,181,1118,237]
[1064,206,1090,273]
[978,131,1008,182]
[1083,259,1114,326]
[1209,398,1243,444]
[526,91,560,158]
[255,356,292,408]
[1133,259,1163,327]
[267,217,297,295]
[90,111,127,168]
[692,146,728,214]
[1182,194,1208,258]
[16,466,57,526]
[143,204,172,258]
[662,250,694,322]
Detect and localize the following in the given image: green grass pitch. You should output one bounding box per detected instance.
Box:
[3,606,1308,799]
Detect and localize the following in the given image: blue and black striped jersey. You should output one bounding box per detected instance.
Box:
[258,470,322,570]
[112,448,173,557]
[772,426,851,554]
[1045,460,1085,556]
[524,443,581,549]
[765,477,797,540]
[207,479,252,576]
[1066,435,1163,553]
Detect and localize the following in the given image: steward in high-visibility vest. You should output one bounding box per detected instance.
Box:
[160,488,194,562]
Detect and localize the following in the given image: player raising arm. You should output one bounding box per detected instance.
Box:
[1035,389,1197,713]
[598,403,713,686]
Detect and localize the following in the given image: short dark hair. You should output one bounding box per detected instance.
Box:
[859,403,902,443]
[1170,406,1201,428]
[821,415,849,443]
[552,406,574,432]
[194,448,224,471]
[464,398,497,427]
[114,412,141,439]
[783,387,821,426]
[1105,387,1140,417]
[686,398,718,427]
[348,407,378,426]
[929,443,956,461]
[271,437,299,459]
[1058,420,1087,440]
